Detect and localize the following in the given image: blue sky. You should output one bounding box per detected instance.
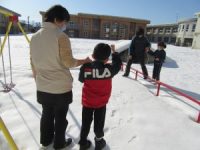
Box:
[1,0,200,25]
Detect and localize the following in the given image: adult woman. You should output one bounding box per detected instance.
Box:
[30,5,90,150]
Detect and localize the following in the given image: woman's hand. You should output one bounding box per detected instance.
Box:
[111,44,116,53]
[128,55,132,60]
[145,47,150,52]
[84,57,92,63]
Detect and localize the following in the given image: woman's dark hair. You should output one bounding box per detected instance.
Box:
[93,43,111,61]
[44,5,70,22]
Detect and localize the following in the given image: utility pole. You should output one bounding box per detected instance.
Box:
[27,16,29,32]
[176,13,179,22]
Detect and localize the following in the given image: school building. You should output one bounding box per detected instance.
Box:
[146,23,178,44]
[147,12,200,48]
[192,12,200,49]
[176,18,197,46]
[0,5,21,34]
[40,12,150,40]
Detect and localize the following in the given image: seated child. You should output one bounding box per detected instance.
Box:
[78,43,122,150]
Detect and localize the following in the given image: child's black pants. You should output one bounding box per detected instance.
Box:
[79,106,106,144]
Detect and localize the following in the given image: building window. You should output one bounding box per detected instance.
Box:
[178,25,181,32]
[68,30,74,37]
[158,37,162,42]
[159,28,163,33]
[83,31,88,37]
[182,25,185,31]
[103,23,110,33]
[69,21,74,28]
[171,37,176,43]
[172,27,178,33]
[164,37,169,43]
[83,20,89,28]
[165,28,171,34]
[103,33,109,38]
[153,28,158,34]
[106,28,110,32]
[92,19,100,30]
[103,23,110,38]
[192,24,196,32]
[112,23,118,33]
[147,28,151,34]
[186,24,189,32]
[110,23,118,38]
[118,24,127,39]
[151,37,155,42]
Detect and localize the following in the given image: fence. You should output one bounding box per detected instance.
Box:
[121,64,200,123]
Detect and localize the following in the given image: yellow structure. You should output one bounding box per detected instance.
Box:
[0,6,30,150]
[0,7,30,56]
[0,116,19,150]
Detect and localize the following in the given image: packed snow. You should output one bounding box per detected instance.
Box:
[0,35,200,150]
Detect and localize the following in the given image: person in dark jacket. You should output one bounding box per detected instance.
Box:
[147,41,166,81]
[78,43,122,150]
[123,28,151,79]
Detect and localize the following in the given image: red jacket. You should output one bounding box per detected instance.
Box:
[79,53,122,108]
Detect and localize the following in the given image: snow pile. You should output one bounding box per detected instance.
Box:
[0,35,200,150]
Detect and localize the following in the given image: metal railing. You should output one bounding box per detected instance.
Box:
[121,64,200,123]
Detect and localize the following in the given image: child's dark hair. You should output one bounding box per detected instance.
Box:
[93,43,111,61]
[158,41,166,48]
[44,5,70,22]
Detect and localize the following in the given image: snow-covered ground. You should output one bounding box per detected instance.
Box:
[0,35,200,150]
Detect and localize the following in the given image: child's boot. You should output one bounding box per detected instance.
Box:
[95,137,106,150]
[79,139,92,150]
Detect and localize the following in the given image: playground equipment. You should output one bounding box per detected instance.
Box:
[0,7,30,92]
[0,7,30,149]
[0,116,19,150]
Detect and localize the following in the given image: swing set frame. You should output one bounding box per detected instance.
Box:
[0,8,30,93]
[0,7,33,150]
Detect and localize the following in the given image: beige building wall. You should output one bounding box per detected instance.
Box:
[176,18,197,46]
[192,12,200,49]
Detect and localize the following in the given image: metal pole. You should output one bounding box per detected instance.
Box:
[0,116,19,150]
[17,22,30,43]
[0,21,13,56]
[121,64,124,71]
[7,35,14,85]
[135,71,138,80]
[1,53,7,85]
[197,112,200,123]
[0,37,7,87]
[156,82,161,96]
[27,16,29,33]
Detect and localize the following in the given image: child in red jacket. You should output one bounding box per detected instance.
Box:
[78,43,122,150]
